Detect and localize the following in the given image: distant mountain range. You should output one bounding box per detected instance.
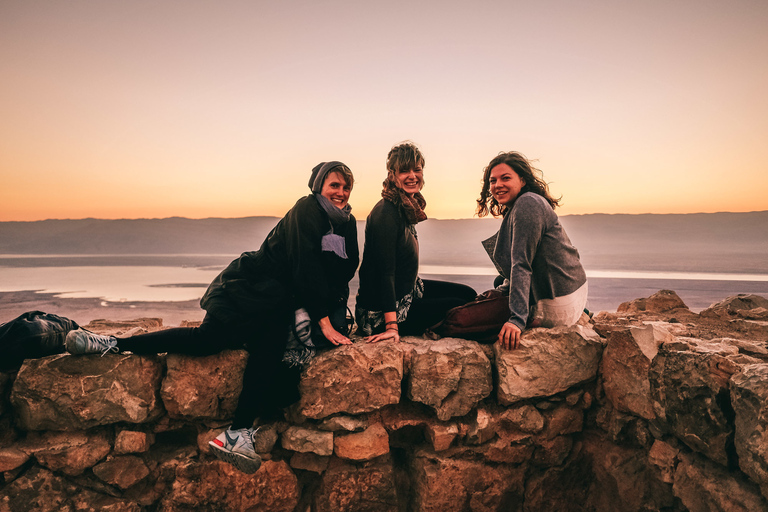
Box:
[1,211,767,274]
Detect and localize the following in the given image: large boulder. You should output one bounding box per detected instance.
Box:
[298,343,403,419]
[617,289,688,315]
[673,452,768,512]
[407,338,492,420]
[495,325,604,405]
[314,457,399,512]
[731,363,768,500]
[409,449,525,512]
[600,325,673,420]
[649,338,743,466]
[10,354,163,430]
[701,294,768,320]
[157,459,299,512]
[21,430,111,476]
[0,466,141,512]
[160,349,248,419]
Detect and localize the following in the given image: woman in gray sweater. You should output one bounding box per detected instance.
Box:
[477,152,588,350]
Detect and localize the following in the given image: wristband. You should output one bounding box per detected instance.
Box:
[385,321,398,326]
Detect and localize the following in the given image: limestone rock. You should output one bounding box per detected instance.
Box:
[580,434,670,512]
[334,423,389,461]
[160,349,248,419]
[465,406,497,445]
[11,354,163,430]
[600,326,670,420]
[407,338,492,420]
[410,450,525,512]
[0,466,141,512]
[157,459,298,512]
[23,430,111,476]
[299,342,403,419]
[318,414,369,432]
[425,422,459,452]
[114,429,153,454]
[673,452,768,512]
[731,363,768,499]
[649,339,741,466]
[648,439,680,484]
[701,294,768,320]
[540,405,584,440]
[0,447,30,473]
[495,325,605,405]
[281,425,334,456]
[618,289,688,314]
[92,455,150,490]
[498,403,545,434]
[314,457,399,512]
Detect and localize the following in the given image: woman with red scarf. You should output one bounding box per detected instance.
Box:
[355,142,476,343]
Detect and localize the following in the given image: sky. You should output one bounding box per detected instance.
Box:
[1,0,767,221]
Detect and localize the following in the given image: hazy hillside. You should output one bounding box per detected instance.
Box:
[1,211,766,274]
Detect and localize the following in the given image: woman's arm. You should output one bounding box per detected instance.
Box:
[366,310,399,343]
[318,316,352,345]
[501,194,548,346]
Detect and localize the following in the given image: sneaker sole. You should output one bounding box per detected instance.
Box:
[208,441,262,474]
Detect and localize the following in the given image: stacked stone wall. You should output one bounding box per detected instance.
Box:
[1,291,768,511]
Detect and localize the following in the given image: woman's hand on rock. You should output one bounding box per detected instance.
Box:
[319,317,352,345]
[498,322,522,350]
[366,329,399,344]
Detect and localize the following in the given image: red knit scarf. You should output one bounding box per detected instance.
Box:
[381,186,427,224]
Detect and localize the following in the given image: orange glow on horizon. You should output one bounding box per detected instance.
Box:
[2,1,767,222]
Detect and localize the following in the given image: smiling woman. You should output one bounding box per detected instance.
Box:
[355,142,477,342]
[477,151,588,350]
[60,160,360,475]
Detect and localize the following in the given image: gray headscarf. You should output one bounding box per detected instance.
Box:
[308,161,353,259]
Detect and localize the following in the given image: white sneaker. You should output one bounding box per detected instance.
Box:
[208,427,262,474]
[65,329,119,356]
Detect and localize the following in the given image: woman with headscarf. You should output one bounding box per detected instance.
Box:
[355,142,476,343]
[65,161,359,474]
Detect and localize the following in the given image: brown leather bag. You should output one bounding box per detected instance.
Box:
[427,290,510,343]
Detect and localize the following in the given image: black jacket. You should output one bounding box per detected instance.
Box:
[356,199,419,312]
[201,195,359,324]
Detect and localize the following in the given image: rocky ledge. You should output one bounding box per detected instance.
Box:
[2,291,768,511]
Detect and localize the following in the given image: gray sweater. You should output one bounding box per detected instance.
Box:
[483,192,587,329]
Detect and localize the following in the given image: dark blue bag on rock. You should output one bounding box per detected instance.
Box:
[0,311,79,372]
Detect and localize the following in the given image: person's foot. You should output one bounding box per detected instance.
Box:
[208,427,262,474]
[65,329,119,356]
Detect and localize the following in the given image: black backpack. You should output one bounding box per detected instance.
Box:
[0,311,79,372]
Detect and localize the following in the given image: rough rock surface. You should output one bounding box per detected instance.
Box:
[649,337,742,466]
[495,325,605,404]
[731,363,768,500]
[2,292,768,511]
[10,353,163,430]
[407,337,492,420]
[298,342,403,419]
[314,458,399,512]
[160,349,248,419]
[600,325,673,420]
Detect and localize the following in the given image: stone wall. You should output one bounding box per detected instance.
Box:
[1,291,768,511]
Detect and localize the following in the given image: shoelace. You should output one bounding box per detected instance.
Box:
[99,338,119,357]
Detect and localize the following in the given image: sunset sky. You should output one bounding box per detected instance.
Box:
[2,0,767,221]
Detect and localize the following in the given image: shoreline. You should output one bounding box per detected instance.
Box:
[0,290,204,327]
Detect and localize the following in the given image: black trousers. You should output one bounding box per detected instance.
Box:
[117,309,295,429]
[399,279,478,335]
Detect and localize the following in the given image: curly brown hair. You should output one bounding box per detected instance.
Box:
[476,152,560,218]
[382,141,425,193]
